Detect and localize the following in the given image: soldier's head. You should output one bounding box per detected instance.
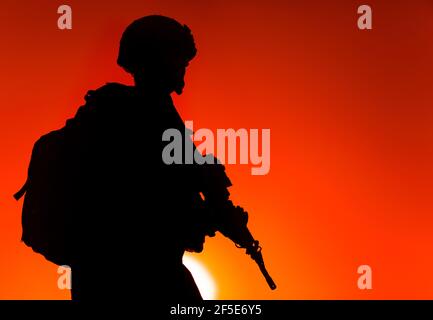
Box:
[117,15,197,95]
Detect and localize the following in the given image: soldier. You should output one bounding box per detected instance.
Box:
[17,14,275,303]
[67,15,205,301]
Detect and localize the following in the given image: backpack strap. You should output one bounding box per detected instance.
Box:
[13,180,28,201]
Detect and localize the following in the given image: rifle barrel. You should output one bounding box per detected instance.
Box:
[258,261,277,290]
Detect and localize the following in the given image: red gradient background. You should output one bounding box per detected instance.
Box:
[1,0,433,299]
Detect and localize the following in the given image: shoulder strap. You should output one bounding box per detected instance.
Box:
[13,180,28,201]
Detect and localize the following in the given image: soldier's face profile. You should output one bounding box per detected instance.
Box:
[164,57,189,95]
[134,58,189,95]
[173,64,187,95]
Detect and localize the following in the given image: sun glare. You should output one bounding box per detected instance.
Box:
[183,254,217,300]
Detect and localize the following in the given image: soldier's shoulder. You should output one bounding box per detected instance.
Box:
[84,82,135,106]
[64,83,134,129]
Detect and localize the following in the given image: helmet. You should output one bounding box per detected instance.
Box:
[117,15,197,74]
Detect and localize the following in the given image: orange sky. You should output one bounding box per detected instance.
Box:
[1,0,433,299]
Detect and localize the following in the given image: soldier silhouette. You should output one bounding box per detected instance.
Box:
[15,15,275,303]
[68,15,204,301]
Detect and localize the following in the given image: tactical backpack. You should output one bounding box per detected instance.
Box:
[14,127,72,266]
[13,83,130,266]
